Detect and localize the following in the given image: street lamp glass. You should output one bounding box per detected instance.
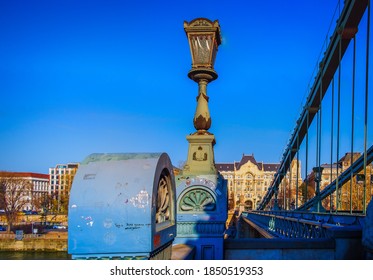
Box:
[188,33,217,68]
[312,166,324,182]
[184,18,221,70]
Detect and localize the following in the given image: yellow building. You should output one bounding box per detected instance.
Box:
[305,152,373,211]
[49,163,79,213]
[216,154,302,212]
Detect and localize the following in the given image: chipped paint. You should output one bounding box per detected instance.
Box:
[103,232,116,245]
[81,216,94,227]
[103,219,113,229]
[129,190,150,209]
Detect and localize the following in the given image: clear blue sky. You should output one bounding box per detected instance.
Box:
[1,0,361,174]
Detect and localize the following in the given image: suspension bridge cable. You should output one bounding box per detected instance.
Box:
[318,69,323,173]
[289,156,292,210]
[364,0,371,214]
[305,111,309,203]
[296,136,299,209]
[257,0,369,211]
[318,71,323,212]
[330,78,335,213]
[336,27,342,212]
[350,35,356,214]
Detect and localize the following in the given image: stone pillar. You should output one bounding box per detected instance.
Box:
[183,134,217,175]
[174,174,227,260]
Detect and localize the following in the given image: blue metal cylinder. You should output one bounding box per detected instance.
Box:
[68,153,176,259]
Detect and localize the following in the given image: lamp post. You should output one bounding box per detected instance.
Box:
[182,18,222,175]
[174,19,228,260]
[273,187,280,211]
[312,166,325,212]
[356,174,365,211]
[184,18,221,133]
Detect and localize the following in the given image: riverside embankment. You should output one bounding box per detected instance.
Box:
[0,231,67,251]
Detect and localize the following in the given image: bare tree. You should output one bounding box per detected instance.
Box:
[35,193,55,224]
[0,177,32,232]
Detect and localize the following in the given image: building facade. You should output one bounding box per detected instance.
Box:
[304,152,373,211]
[216,154,302,212]
[0,171,49,212]
[49,163,79,212]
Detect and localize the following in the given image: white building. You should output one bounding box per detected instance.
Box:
[0,171,49,212]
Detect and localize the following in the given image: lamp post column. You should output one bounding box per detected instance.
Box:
[194,79,211,132]
[312,166,325,212]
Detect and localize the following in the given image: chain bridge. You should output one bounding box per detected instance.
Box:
[68,0,372,260]
[225,0,373,260]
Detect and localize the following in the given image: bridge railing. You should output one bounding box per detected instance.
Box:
[243,210,364,239]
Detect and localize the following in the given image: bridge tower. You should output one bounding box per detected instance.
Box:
[173,18,228,260]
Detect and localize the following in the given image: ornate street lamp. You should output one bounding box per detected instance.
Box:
[312,166,325,212]
[182,18,222,176]
[184,18,221,133]
[272,187,280,211]
[175,19,228,260]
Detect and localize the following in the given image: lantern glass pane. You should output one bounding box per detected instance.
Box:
[190,34,213,66]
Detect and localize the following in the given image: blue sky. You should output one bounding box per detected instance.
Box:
[1,0,368,174]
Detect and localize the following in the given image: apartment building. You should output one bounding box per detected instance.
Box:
[216,154,302,212]
[0,171,49,212]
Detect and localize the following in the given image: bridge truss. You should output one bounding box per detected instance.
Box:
[257,0,372,215]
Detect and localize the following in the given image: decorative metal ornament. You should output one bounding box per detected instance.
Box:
[156,170,172,224]
[179,188,216,212]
